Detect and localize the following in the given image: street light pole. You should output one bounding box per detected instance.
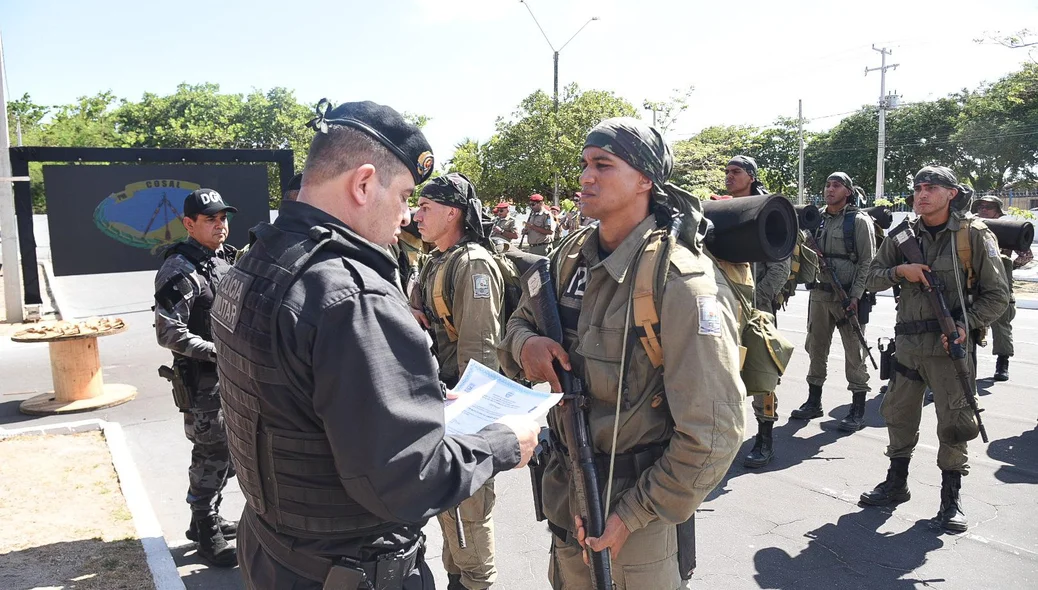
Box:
[519,1,598,205]
[866,45,898,202]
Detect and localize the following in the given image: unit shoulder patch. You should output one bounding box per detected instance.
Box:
[473,274,491,299]
[697,295,722,336]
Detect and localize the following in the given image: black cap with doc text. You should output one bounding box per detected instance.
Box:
[183,189,237,218]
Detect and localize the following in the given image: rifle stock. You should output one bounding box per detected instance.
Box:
[803,232,878,369]
[890,228,988,442]
[522,258,612,590]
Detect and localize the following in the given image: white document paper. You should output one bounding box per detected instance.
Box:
[444,361,562,436]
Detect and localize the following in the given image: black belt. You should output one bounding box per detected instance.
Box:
[246,510,422,589]
[809,282,851,294]
[894,320,943,336]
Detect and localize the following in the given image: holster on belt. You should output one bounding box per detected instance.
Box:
[677,514,696,581]
[528,427,554,522]
[878,338,895,381]
[158,360,193,411]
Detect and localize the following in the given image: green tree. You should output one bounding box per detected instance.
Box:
[750,117,809,197]
[670,125,757,197]
[478,84,637,203]
[643,84,695,135]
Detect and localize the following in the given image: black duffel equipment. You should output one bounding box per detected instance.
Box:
[982,217,1035,252]
[795,204,823,232]
[702,194,798,263]
[864,205,894,230]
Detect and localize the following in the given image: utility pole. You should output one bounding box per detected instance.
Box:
[866,45,898,202]
[0,31,24,322]
[519,1,598,205]
[642,100,662,127]
[797,99,805,205]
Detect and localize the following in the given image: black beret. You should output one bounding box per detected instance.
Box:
[307,99,434,184]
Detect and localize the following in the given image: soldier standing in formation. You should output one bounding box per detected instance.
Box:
[412,173,505,590]
[721,155,791,468]
[860,166,1009,532]
[794,172,876,432]
[522,193,555,255]
[211,100,538,589]
[500,117,745,589]
[971,195,1031,381]
[154,188,239,567]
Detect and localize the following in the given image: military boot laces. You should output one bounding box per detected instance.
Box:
[994,355,1009,382]
[190,513,237,567]
[743,420,775,468]
[937,470,968,532]
[838,392,867,432]
[860,458,911,506]
[186,514,237,542]
[790,384,823,420]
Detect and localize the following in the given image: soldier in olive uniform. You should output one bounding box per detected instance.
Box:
[794,172,876,432]
[861,166,1009,533]
[522,193,555,256]
[154,189,239,567]
[971,195,1031,381]
[411,173,504,590]
[500,117,745,590]
[721,155,792,468]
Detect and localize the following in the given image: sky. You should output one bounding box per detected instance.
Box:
[2,0,1036,168]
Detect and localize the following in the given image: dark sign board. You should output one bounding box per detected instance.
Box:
[43,164,269,276]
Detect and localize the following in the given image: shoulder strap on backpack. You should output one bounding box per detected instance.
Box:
[842,207,859,263]
[956,218,976,291]
[430,245,470,342]
[632,230,669,368]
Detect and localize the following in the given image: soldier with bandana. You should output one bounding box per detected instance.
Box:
[970,195,1030,381]
[410,173,504,590]
[721,155,792,468]
[154,188,239,567]
[860,166,1009,532]
[500,117,745,589]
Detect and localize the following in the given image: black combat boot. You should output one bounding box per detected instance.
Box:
[790,384,823,420]
[186,513,237,542]
[189,512,237,567]
[994,355,1009,382]
[838,391,867,432]
[936,470,968,532]
[860,457,911,506]
[743,420,775,468]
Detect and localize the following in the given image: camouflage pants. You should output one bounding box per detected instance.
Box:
[805,298,870,393]
[991,299,1016,357]
[436,479,496,589]
[882,349,973,473]
[183,373,233,514]
[548,519,687,590]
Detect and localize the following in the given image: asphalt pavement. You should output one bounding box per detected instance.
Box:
[1,258,1037,589]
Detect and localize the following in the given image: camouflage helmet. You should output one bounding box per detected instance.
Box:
[970,195,1005,216]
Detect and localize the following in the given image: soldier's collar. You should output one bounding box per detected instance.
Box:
[580,216,657,283]
[184,236,217,257]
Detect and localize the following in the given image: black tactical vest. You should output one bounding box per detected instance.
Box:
[165,241,230,340]
[210,223,398,540]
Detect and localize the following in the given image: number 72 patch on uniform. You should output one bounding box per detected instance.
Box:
[473,274,491,299]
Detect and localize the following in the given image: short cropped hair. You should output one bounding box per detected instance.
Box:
[303,126,409,188]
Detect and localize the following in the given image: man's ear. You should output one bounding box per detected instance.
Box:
[638,172,654,193]
[346,164,379,206]
[182,216,194,233]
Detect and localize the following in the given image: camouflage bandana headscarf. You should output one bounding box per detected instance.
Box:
[909,165,970,211]
[420,172,486,239]
[584,117,706,248]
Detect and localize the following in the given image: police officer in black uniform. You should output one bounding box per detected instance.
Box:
[211,100,539,590]
[154,188,239,567]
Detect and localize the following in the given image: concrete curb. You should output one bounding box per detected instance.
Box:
[0,419,185,590]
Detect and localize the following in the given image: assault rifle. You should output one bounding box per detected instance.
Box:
[803,232,878,369]
[521,258,612,590]
[890,226,988,443]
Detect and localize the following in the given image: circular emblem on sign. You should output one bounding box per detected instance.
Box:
[92,180,200,252]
